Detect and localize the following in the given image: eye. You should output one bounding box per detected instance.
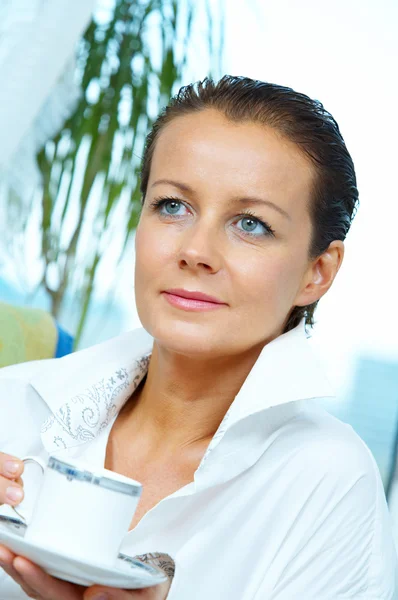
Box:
[149,197,187,216]
[235,210,275,238]
[148,197,275,238]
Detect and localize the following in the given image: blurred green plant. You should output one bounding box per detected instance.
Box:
[31,0,222,347]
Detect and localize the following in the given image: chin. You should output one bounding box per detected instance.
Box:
[145,316,227,356]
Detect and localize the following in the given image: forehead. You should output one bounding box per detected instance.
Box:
[149,109,314,215]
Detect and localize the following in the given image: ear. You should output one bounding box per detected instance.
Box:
[294,240,345,307]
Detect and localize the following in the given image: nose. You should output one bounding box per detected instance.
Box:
[177,219,223,273]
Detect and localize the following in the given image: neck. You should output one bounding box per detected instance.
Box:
[121,340,265,457]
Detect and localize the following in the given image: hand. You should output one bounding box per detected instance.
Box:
[0,452,25,508]
[0,544,173,599]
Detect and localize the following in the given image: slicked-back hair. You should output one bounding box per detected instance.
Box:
[140,75,359,334]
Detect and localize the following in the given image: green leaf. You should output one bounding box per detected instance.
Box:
[3,0,224,345]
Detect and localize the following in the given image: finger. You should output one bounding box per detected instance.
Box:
[13,556,85,600]
[1,564,39,599]
[0,455,24,506]
[84,581,169,599]
[0,547,38,598]
[84,586,145,599]
[0,455,24,479]
[0,477,24,506]
[0,543,15,566]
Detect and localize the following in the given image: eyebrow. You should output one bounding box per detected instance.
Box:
[151,179,291,221]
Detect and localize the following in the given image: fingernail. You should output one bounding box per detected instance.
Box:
[5,486,23,503]
[91,594,109,600]
[4,461,20,476]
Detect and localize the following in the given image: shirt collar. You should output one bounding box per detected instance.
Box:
[30,318,335,454]
[226,317,335,428]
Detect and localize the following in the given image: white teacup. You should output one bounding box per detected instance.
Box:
[12,455,142,565]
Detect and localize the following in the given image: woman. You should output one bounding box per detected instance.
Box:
[0,75,396,599]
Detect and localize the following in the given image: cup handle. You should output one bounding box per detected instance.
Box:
[11,456,46,525]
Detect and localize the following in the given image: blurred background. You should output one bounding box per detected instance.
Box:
[0,0,397,545]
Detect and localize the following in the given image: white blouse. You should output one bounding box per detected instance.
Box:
[0,319,397,599]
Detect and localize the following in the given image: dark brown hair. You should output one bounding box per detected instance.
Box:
[139,75,359,334]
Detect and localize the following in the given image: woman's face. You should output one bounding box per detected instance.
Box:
[135,109,322,357]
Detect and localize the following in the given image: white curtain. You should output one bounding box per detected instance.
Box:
[0,0,97,205]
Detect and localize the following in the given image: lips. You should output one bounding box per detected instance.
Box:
[163,288,225,304]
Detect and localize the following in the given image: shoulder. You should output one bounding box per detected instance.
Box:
[0,358,56,382]
[0,360,54,456]
[262,406,398,596]
[264,402,383,513]
[283,403,378,478]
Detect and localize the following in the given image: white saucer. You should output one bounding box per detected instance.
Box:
[0,519,168,588]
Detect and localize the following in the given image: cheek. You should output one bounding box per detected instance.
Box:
[234,251,303,309]
[135,223,173,282]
